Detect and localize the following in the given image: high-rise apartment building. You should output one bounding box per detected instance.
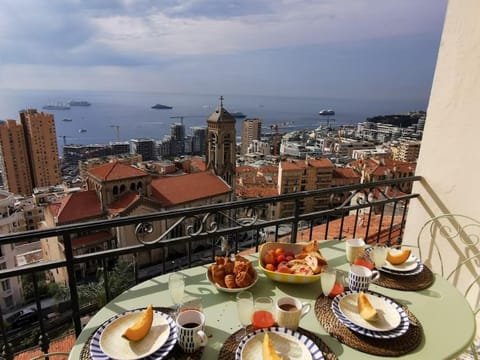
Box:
[240,118,262,155]
[19,109,61,189]
[130,138,156,161]
[0,120,34,195]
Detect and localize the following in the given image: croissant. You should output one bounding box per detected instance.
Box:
[224,274,237,288]
[233,260,250,274]
[223,261,235,275]
[215,256,227,265]
[211,265,226,287]
[235,271,253,288]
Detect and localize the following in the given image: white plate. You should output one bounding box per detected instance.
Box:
[338,292,401,331]
[90,309,177,360]
[235,327,324,360]
[206,268,258,293]
[383,255,419,272]
[332,291,409,339]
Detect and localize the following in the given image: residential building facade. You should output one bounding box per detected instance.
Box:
[240,118,262,155]
[0,120,33,195]
[19,109,61,189]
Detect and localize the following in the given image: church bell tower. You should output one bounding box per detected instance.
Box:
[206,96,236,190]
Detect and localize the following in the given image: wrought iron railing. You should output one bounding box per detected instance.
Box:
[0,176,421,358]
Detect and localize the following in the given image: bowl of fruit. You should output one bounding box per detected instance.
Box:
[258,241,328,284]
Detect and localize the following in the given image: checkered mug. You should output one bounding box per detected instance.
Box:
[348,265,380,292]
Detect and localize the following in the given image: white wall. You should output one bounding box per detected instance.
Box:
[403,0,480,336]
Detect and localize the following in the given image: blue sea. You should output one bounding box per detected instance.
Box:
[0,89,428,155]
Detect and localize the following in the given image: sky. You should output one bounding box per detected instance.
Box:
[0,0,448,101]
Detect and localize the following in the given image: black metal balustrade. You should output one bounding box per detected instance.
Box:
[0,176,421,358]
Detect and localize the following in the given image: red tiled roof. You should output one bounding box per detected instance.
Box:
[151,171,231,207]
[14,333,74,360]
[280,158,334,170]
[236,165,257,174]
[236,185,278,198]
[88,161,147,181]
[51,190,103,224]
[108,191,141,216]
[348,158,416,177]
[293,214,403,246]
[190,157,207,172]
[72,230,112,247]
[333,168,360,179]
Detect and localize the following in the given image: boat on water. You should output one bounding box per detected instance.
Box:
[78,129,87,133]
[62,118,73,122]
[231,111,247,118]
[43,103,70,110]
[319,109,335,116]
[69,100,91,106]
[151,104,173,109]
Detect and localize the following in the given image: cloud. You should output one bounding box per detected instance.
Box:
[0,0,446,66]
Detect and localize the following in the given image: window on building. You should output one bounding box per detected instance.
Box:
[4,295,13,308]
[1,279,10,291]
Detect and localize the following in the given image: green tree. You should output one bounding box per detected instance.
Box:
[55,261,135,307]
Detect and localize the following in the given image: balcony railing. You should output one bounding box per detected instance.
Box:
[0,176,421,358]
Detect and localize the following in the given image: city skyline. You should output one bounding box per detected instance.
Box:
[0,0,447,102]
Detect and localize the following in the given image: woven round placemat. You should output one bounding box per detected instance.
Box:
[314,294,423,357]
[375,265,434,291]
[217,325,337,360]
[80,307,203,360]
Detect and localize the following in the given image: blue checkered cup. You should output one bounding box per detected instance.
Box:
[176,309,208,353]
[348,265,380,292]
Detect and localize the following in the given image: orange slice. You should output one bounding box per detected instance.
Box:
[123,304,154,341]
[386,249,411,265]
[357,291,377,321]
[262,332,283,360]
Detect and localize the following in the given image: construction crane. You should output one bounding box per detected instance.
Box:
[58,135,72,146]
[170,116,184,125]
[269,121,294,156]
[318,112,335,129]
[110,125,120,141]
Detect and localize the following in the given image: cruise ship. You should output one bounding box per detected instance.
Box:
[42,103,70,110]
[319,109,335,116]
[69,100,91,106]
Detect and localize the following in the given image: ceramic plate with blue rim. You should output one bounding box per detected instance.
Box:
[89,309,177,360]
[331,291,409,339]
[381,257,423,276]
[235,327,324,360]
[365,247,423,276]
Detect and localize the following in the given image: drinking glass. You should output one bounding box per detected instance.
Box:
[252,296,275,329]
[236,291,254,338]
[371,245,389,269]
[168,273,185,316]
[321,267,337,296]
